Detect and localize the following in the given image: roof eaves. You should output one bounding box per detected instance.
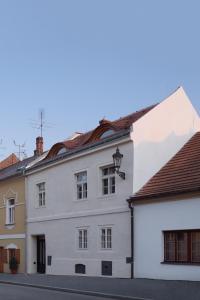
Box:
[128,186,200,203]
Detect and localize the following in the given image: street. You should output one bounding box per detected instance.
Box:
[0,284,114,300]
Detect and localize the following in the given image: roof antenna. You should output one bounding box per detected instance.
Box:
[13,140,26,160]
[30,109,53,137]
[0,139,6,159]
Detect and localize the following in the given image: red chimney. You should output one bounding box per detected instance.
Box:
[34,137,43,156]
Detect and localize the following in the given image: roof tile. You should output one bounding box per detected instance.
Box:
[131,132,200,201]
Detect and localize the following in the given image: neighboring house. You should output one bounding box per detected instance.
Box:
[128,132,200,281]
[0,137,46,273]
[26,87,200,278]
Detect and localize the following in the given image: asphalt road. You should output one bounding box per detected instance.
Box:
[0,284,115,300]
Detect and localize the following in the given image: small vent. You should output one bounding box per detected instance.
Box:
[75,264,86,274]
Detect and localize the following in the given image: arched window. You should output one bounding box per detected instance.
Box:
[57,147,67,155]
[99,129,115,139]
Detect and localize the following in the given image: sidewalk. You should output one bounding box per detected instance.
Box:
[0,274,200,300]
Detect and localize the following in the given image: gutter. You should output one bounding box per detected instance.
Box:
[128,186,200,203]
[128,202,134,279]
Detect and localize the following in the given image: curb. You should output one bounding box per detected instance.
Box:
[0,280,152,300]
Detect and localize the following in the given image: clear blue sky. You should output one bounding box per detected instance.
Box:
[0,0,200,158]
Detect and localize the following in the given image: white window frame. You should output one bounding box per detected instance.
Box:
[101,227,112,250]
[78,228,88,250]
[6,198,15,225]
[75,171,87,200]
[37,182,46,207]
[101,166,115,195]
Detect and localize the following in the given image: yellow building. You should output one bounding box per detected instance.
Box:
[0,138,45,273]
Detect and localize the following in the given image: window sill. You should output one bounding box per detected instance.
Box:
[100,248,113,251]
[161,261,200,266]
[5,224,15,229]
[73,198,89,202]
[97,194,116,200]
[77,249,88,251]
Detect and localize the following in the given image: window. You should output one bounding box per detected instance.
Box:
[37,182,45,207]
[100,130,115,139]
[6,199,15,224]
[101,227,112,249]
[76,171,87,199]
[78,229,88,249]
[164,230,200,263]
[102,166,115,195]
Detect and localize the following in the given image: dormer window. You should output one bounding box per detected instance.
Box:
[100,129,115,139]
[57,147,67,155]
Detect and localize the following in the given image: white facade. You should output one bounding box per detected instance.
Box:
[26,87,200,278]
[133,196,200,281]
[26,140,133,277]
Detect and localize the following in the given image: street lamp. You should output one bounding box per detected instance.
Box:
[112,147,125,180]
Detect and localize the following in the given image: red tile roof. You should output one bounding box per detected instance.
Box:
[0,153,19,170]
[46,104,157,159]
[129,132,200,202]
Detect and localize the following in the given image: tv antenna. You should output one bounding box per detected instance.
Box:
[0,139,6,158]
[30,109,53,137]
[13,140,26,160]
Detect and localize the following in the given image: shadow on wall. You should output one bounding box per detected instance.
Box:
[133,129,196,193]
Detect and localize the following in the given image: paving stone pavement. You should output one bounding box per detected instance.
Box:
[0,274,199,300]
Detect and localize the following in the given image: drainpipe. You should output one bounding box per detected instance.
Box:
[128,202,134,279]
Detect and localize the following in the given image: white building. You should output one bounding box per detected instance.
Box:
[129,132,200,281]
[26,87,200,278]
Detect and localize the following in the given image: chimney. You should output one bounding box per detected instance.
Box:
[34,137,43,156]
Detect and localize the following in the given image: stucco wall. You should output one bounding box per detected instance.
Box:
[132,87,200,193]
[0,177,25,234]
[26,140,133,277]
[134,196,200,281]
[27,211,131,277]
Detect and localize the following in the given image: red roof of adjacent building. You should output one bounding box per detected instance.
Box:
[129,132,200,202]
[0,153,20,170]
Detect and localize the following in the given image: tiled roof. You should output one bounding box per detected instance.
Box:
[46,104,157,159]
[129,132,200,201]
[0,156,36,181]
[0,153,19,170]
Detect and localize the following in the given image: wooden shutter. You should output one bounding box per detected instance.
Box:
[2,249,8,263]
[15,249,20,264]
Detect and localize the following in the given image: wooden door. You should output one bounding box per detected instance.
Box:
[0,247,4,273]
[37,236,46,274]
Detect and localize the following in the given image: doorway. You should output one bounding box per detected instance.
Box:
[37,235,46,273]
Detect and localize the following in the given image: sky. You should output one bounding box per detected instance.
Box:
[0,0,200,159]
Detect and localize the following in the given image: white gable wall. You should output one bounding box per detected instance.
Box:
[132,87,200,193]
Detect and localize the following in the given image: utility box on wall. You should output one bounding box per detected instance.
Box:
[101,261,112,276]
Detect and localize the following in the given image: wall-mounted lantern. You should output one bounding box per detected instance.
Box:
[112,147,125,180]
